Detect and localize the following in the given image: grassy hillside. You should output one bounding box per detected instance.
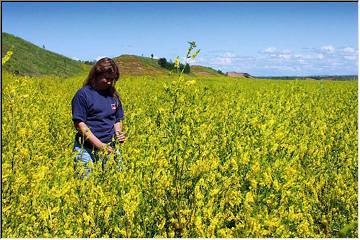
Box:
[191,65,225,77]
[2,32,87,77]
[114,55,226,78]
[114,55,169,76]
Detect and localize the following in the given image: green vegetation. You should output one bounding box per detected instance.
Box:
[158,57,191,74]
[1,32,87,77]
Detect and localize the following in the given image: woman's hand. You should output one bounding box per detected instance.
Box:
[100,143,114,154]
[115,131,126,143]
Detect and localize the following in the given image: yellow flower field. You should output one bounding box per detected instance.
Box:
[1,71,358,237]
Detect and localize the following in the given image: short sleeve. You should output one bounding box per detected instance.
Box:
[72,90,88,123]
[115,98,125,122]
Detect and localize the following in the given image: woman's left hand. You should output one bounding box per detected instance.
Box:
[116,131,126,143]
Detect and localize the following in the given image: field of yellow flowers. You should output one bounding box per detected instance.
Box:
[1,70,358,237]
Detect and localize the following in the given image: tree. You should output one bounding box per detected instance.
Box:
[183,63,190,74]
[158,58,167,68]
[158,57,191,73]
[151,54,154,59]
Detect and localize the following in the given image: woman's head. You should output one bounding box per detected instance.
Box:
[84,57,120,96]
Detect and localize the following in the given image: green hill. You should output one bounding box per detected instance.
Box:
[191,65,225,77]
[114,55,225,77]
[113,55,169,76]
[2,32,228,78]
[2,32,86,77]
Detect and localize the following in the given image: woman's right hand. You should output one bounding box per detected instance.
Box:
[100,143,113,154]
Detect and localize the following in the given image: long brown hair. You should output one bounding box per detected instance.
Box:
[84,57,120,99]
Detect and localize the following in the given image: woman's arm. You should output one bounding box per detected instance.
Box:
[75,121,113,153]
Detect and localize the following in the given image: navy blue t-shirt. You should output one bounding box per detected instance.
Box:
[72,85,124,145]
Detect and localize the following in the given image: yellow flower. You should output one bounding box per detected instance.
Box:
[174,56,180,69]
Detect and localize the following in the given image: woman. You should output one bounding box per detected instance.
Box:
[71,57,126,175]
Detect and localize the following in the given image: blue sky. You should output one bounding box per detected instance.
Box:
[2,2,358,76]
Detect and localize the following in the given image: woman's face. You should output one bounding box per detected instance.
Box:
[95,72,116,90]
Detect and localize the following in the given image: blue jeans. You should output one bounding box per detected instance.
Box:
[73,141,122,177]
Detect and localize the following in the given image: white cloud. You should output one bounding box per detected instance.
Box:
[201,45,358,76]
[299,54,314,60]
[297,59,307,65]
[317,54,324,59]
[262,48,293,60]
[214,52,237,66]
[264,47,277,53]
[223,52,236,57]
[343,47,355,53]
[320,45,335,53]
[72,57,80,61]
[264,65,298,72]
[216,57,232,66]
[329,61,343,67]
[278,54,291,60]
[344,55,356,60]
